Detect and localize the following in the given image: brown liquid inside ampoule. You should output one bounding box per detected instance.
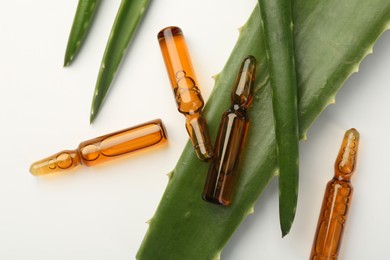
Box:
[203,56,256,205]
[310,128,360,260]
[158,26,213,161]
[30,119,167,176]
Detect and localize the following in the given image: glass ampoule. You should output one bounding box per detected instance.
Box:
[310,128,360,260]
[158,26,213,162]
[202,56,256,206]
[30,119,167,176]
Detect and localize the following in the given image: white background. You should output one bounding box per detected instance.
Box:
[0,0,389,259]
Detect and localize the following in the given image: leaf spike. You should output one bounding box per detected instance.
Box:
[246,206,255,216]
[166,171,173,180]
[212,73,221,82]
[145,218,153,225]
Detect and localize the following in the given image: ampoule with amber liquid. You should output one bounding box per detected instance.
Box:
[158,26,213,161]
[203,56,256,206]
[310,128,360,260]
[30,119,167,176]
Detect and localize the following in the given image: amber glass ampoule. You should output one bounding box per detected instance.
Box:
[202,56,256,206]
[29,119,167,176]
[158,26,213,161]
[310,128,360,260]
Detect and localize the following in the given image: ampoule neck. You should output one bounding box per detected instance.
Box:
[232,104,244,111]
[230,56,256,109]
[332,174,352,182]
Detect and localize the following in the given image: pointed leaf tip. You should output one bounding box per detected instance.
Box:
[63,60,71,67]
[63,0,100,66]
[89,110,96,124]
[89,0,151,123]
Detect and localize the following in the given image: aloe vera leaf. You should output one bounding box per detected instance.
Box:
[90,0,151,123]
[64,0,100,66]
[258,0,299,237]
[137,1,390,259]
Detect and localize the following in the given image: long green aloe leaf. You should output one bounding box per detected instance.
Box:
[90,0,151,123]
[258,0,299,237]
[64,0,101,66]
[137,0,390,259]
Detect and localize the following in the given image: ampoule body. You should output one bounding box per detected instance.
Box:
[203,56,256,205]
[158,26,213,161]
[310,128,360,260]
[30,119,167,176]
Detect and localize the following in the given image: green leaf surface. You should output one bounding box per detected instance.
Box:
[64,0,100,66]
[90,0,151,123]
[137,0,390,259]
[258,0,299,236]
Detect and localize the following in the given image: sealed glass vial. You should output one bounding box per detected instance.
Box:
[310,128,360,260]
[29,119,168,176]
[202,56,256,206]
[158,26,213,161]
